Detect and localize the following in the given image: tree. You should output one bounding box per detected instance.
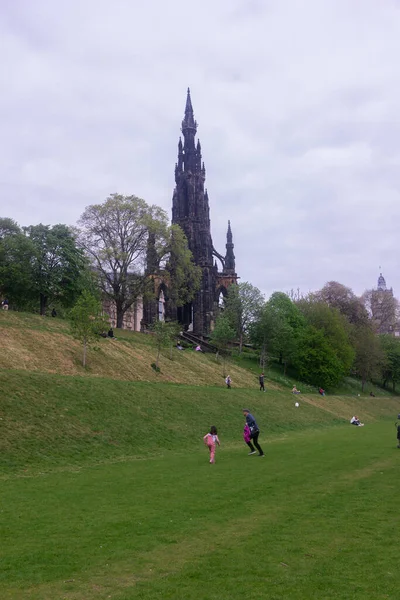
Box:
[159,224,201,310]
[224,282,264,353]
[292,326,344,389]
[314,281,369,326]
[152,320,180,370]
[78,194,158,328]
[380,335,400,391]
[69,291,109,367]
[353,326,384,391]
[0,221,85,313]
[250,292,304,373]
[26,223,87,315]
[78,194,200,328]
[297,299,355,376]
[0,218,21,238]
[0,230,36,310]
[210,314,236,377]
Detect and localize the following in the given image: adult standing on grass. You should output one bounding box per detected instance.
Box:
[242,408,264,457]
[259,373,265,392]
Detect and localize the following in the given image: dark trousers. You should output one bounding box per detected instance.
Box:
[260,382,265,391]
[246,441,255,452]
[251,431,264,456]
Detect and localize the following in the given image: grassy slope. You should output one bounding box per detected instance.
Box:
[2,313,400,599]
[0,312,259,387]
[1,369,399,474]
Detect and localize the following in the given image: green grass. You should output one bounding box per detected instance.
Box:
[1,423,399,599]
[1,311,400,598]
[2,369,400,475]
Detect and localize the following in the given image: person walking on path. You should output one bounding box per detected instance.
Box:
[243,422,256,454]
[259,373,265,392]
[225,375,232,389]
[242,409,264,456]
[203,426,221,464]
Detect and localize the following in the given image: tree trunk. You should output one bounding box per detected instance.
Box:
[239,332,243,354]
[283,360,287,376]
[361,378,365,392]
[260,339,266,370]
[83,338,87,367]
[40,293,48,316]
[156,346,160,369]
[279,351,283,365]
[116,301,124,329]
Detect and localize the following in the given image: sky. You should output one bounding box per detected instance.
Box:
[1,0,400,299]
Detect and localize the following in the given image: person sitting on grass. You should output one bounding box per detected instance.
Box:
[108,328,116,339]
[350,415,364,427]
[370,391,376,397]
[319,387,325,396]
[292,385,300,394]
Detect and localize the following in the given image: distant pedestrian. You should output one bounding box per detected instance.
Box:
[203,426,220,464]
[225,375,231,389]
[243,422,256,455]
[396,415,400,448]
[259,373,265,392]
[51,308,57,317]
[2,299,9,311]
[318,387,325,396]
[242,408,264,457]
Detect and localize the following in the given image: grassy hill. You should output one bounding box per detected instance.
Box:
[0,311,259,387]
[2,312,400,599]
[1,310,399,476]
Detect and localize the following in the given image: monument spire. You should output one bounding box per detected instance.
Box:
[224,220,236,274]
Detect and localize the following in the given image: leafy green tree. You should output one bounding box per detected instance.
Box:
[292,326,344,389]
[25,224,87,315]
[0,230,36,310]
[224,282,264,353]
[353,326,384,391]
[152,320,180,370]
[159,224,201,310]
[314,281,369,326]
[78,194,200,328]
[251,293,304,373]
[297,300,355,376]
[210,314,236,376]
[69,291,109,367]
[380,335,400,392]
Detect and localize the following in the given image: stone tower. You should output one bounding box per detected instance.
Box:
[371,272,397,334]
[171,89,238,335]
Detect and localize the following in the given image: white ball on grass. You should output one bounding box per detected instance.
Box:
[295,402,299,408]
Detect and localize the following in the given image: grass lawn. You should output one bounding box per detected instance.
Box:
[1,422,398,600]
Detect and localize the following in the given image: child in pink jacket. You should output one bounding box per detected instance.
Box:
[203,426,220,464]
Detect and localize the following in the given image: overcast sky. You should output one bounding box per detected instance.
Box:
[1,0,400,299]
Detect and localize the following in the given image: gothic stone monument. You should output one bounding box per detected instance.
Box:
[142,89,238,336]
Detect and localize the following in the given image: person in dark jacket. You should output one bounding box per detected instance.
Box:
[242,409,264,456]
[259,373,265,392]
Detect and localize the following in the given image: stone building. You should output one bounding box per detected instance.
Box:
[142,89,238,335]
[370,272,399,336]
[105,89,238,334]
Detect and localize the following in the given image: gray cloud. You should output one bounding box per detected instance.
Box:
[1,0,400,299]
